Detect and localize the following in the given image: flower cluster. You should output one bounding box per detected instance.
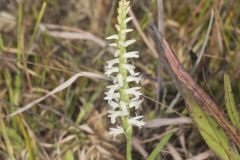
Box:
[104,0,145,138]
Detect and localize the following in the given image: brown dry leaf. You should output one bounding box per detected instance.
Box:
[6,72,109,117]
[150,25,240,149]
[144,117,192,128]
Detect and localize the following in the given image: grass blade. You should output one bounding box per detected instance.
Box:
[30,0,47,47]
[5,72,108,117]
[224,73,240,129]
[0,117,16,160]
[147,129,175,160]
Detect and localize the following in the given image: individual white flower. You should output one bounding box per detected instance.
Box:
[105,84,120,97]
[109,126,124,139]
[108,100,119,110]
[125,87,142,97]
[106,84,120,90]
[120,39,136,47]
[129,99,143,109]
[132,72,141,76]
[126,74,142,84]
[124,17,133,24]
[123,51,139,59]
[105,67,119,77]
[123,29,133,33]
[106,34,119,40]
[108,109,128,124]
[128,116,145,128]
[106,59,119,69]
[104,92,120,101]
[122,64,136,75]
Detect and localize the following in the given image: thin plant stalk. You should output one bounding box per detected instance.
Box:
[104,0,145,159]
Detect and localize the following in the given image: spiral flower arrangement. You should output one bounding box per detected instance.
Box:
[104,0,145,144]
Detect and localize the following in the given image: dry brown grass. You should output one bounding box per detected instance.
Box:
[0,0,239,159]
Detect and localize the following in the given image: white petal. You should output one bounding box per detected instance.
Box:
[126,87,141,91]
[108,100,119,110]
[122,64,135,69]
[125,87,142,98]
[106,84,120,89]
[109,126,124,139]
[122,64,135,75]
[129,99,143,109]
[133,72,141,76]
[106,59,119,69]
[124,17,133,24]
[123,29,133,33]
[128,116,145,128]
[121,40,136,47]
[106,84,120,95]
[106,34,118,40]
[126,75,142,84]
[104,92,120,101]
[105,67,119,77]
[109,43,117,47]
[123,51,139,59]
[130,96,140,101]
[108,113,117,124]
[108,109,128,124]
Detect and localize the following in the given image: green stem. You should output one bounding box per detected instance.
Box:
[116,1,133,159]
[126,126,133,160]
[123,117,133,160]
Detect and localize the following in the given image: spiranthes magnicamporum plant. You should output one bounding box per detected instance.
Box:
[104,0,145,159]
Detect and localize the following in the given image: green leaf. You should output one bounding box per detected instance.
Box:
[187,96,240,160]
[0,118,16,160]
[224,74,240,129]
[147,129,175,160]
[64,150,74,160]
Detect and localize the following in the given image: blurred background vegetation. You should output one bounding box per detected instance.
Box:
[0,0,239,159]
